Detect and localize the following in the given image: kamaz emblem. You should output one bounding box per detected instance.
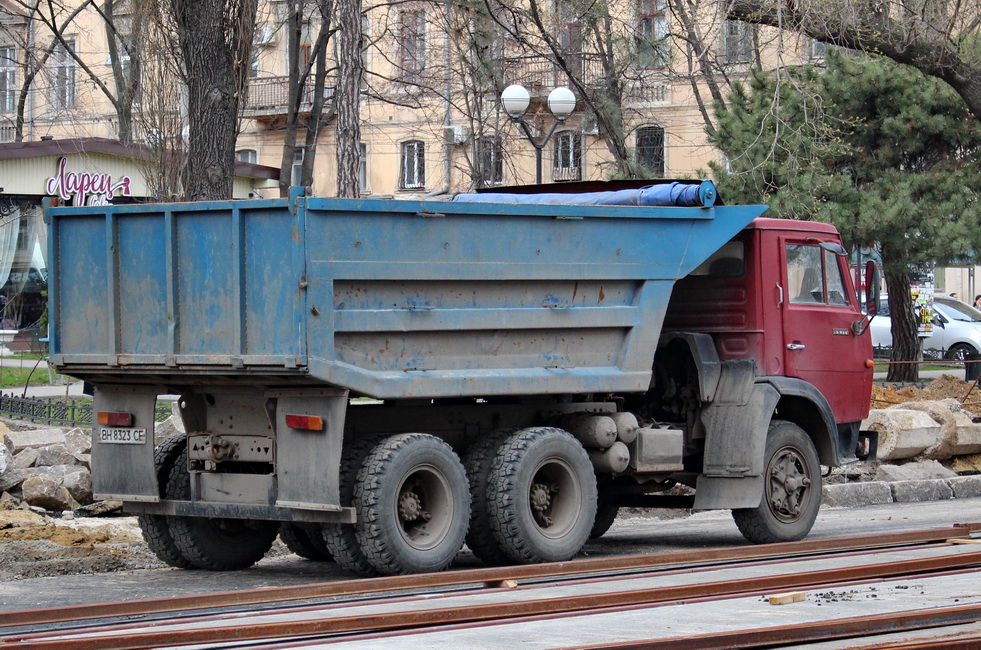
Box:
[833,329,849,336]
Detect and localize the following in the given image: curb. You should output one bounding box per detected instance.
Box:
[823,475,981,508]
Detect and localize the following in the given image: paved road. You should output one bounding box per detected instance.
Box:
[0,497,978,612]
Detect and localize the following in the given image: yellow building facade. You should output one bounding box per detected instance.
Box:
[1,0,821,198]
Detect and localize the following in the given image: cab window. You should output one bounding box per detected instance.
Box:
[787,243,850,306]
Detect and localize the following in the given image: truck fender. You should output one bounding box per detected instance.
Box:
[759,376,841,467]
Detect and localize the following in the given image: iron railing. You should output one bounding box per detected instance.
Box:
[0,394,172,428]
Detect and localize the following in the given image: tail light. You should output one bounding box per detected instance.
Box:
[98,411,133,427]
[285,414,324,431]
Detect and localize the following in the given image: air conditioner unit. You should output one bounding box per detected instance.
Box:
[444,125,470,145]
[582,118,599,136]
[255,26,277,47]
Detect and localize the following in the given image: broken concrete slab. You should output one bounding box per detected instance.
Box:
[21,475,81,512]
[874,459,957,482]
[13,447,39,469]
[862,409,942,460]
[64,428,91,455]
[35,444,76,467]
[0,445,11,474]
[3,429,67,454]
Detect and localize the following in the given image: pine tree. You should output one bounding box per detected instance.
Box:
[711,51,981,382]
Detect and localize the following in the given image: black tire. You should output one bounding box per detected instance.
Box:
[279,523,333,561]
[166,447,279,570]
[354,433,470,575]
[322,434,387,576]
[486,427,597,564]
[462,429,518,565]
[137,434,196,569]
[732,420,822,544]
[946,343,977,361]
[590,500,619,539]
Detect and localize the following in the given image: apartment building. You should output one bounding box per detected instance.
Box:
[0,1,827,197]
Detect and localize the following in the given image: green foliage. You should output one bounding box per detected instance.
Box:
[710,51,981,274]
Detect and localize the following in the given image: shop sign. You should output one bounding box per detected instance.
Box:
[44,157,132,206]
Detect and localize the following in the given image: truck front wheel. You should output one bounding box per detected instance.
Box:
[166,447,279,570]
[354,433,470,575]
[732,420,821,544]
[487,427,597,563]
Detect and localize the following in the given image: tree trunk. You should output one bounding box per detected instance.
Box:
[171,0,258,201]
[334,0,362,198]
[883,264,921,383]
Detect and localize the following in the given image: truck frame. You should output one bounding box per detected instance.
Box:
[48,181,875,575]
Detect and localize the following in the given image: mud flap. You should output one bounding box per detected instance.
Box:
[91,387,161,501]
[273,388,347,511]
[694,366,779,510]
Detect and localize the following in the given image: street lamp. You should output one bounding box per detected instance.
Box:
[501,84,577,185]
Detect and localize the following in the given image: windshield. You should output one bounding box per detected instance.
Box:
[936,298,981,322]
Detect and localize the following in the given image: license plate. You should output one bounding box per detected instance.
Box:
[98,427,148,445]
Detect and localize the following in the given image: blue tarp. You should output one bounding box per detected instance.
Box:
[452,180,716,208]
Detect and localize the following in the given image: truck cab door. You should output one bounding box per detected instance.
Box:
[780,238,871,423]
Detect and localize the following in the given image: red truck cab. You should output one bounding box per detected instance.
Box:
[666,217,873,426]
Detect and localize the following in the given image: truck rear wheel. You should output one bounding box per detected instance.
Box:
[322,434,386,576]
[732,420,821,544]
[166,447,279,570]
[462,429,517,565]
[279,523,333,561]
[354,433,470,575]
[137,434,195,569]
[487,427,597,564]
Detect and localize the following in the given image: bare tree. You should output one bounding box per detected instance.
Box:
[170,0,258,200]
[729,0,981,120]
[334,0,362,197]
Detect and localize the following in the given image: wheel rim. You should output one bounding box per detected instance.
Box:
[528,457,582,539]
[765,445,812,523]
[394,464,454,551]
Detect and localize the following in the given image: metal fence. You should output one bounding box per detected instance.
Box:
[0,394,172,428]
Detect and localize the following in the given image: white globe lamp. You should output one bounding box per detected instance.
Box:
[501,84,531,118]
[547,86,576,120]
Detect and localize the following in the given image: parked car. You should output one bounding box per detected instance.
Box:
[869,294,981,359]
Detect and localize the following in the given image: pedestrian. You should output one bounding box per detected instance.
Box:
[975,295,981,310]
[950,292,959,300]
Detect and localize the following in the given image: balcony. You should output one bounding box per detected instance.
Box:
[245,76,335,119]
[499,56,671,106]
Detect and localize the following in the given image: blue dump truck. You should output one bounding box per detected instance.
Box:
[48,181,875,575]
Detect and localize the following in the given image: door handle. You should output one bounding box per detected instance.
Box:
[786,343,806,351]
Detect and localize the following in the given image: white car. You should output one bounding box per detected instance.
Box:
[869,295,981,360]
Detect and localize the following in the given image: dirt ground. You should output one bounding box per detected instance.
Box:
[871,374,981,415]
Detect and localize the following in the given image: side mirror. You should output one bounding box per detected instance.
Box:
[863,260,879,317]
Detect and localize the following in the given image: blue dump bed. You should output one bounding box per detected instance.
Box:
[49,192,766,399]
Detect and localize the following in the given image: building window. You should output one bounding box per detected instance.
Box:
[0,47,15,114]
[637,1,668,67]
[398,10,426,77]
[636,126,665,177]
[556,3,583,81]
[810,38,827,60]
[477,136,503,186]
[236,149,258,164]
[49,39,76,109]
[359,142,368,192]
[723,19,754,64]
[553,131,581,182]
[400,140,425,189]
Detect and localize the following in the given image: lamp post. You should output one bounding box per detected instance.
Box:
[500,84,576,185]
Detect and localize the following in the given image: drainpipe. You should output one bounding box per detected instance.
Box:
[440,1,451,195]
